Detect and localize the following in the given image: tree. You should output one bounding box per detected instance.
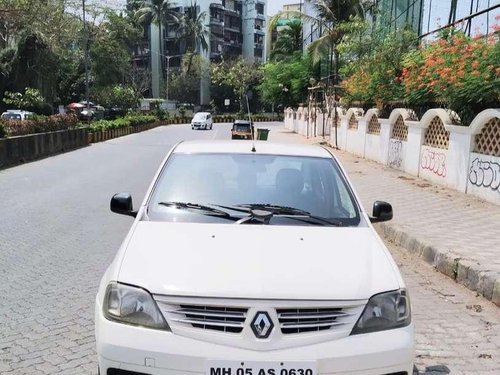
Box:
[167,54,207,104]
[3,87,46,111]
[270,0,366,80]
[93,84,138,110]
[177,1,208,74]
[258,56,313,108]
[136,0,178,76]
[90,10,142,88]
[270,20,303,61]
[211,58,262,112]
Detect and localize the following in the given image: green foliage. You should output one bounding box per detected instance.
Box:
[211,58,262,111]
[93,85,138,110]
[88,114,156,133]
[177,105,186,117]
[0,122,6,138]
[271,20,303,61]
[340,24,418,106]
[3,88,47,112]
[258,55,313,108]
[167,55,208,104]
[401,31,500,124]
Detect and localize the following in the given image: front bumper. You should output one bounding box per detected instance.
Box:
[96,300,414,375]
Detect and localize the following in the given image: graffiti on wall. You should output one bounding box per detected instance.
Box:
[420,148,447,177]
[469,157,500,192]
[388,140,403,169]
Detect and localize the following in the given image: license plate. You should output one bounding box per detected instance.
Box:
[206,361,316,375]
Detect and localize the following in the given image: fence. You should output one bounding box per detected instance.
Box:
[284,107,500,205]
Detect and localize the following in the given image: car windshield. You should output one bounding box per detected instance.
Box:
[193,113,206,121]
[148,153,360,226]
[234,124,251,131]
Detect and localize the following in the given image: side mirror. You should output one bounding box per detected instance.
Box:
[110,193,137,218]
[370,201,393,223]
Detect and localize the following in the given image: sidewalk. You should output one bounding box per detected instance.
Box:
[269,127,500,306]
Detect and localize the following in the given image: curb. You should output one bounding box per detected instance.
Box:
[376,222,500,307]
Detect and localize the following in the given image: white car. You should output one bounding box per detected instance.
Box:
[191,112,213,130]
[1,109,35,121]
[96,141,414,375]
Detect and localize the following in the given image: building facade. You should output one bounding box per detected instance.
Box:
[149,0,267,104]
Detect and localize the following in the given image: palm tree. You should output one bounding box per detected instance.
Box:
[270,19,303,61]
[177,1,208,74]
[136,0,178,77]
[269,0,366,80]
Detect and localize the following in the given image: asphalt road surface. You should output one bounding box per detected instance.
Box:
[0,122,498,374]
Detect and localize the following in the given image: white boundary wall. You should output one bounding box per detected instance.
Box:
[285,107,500,204]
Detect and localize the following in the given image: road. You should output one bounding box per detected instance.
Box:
[0,122,498,375]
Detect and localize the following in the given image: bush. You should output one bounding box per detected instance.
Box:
[87,114,157,133]
[402,30,500,124]
[0,113,78,137]
[0,123,5,138]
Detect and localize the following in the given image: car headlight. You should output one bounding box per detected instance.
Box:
[351,289,411,335]
[103,282,169,330]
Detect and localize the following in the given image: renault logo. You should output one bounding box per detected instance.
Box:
[251,311,273,339]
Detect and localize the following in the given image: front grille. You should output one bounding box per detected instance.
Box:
[164,304,248,333]
[277,307,356,334]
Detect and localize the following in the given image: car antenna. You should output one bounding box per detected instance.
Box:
[246,93,256,152]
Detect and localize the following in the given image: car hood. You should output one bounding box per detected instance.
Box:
[117,222,400,300]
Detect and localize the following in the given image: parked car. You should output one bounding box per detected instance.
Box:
[1,109,35,121]
[96,140,414,375]
[231,119,254,140]
[191,112,213,130]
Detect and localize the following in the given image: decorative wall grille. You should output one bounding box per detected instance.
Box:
[348,114,358,130]
[391,115,408,141]
[474,117,500,157]
[367,115,380,135]
[424,116,449,149]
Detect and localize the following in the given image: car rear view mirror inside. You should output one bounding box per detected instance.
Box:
[110,193,137,218]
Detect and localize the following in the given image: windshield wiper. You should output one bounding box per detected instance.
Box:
[158,201,237,220]
[214,203,344,226]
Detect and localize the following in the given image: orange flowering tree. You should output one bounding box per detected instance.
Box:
[402,29,500,124]
[339,24,417,107]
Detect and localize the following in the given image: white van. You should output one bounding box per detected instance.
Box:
[191,112,213,130]
[1,110,35,121]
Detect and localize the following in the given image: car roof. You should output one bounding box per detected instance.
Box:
[194,112,210,115]
[234,120,251,124]
[174,140,333,158]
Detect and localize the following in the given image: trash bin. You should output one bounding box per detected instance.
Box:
[256,128,269,141]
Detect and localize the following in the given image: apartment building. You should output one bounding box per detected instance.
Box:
[148,0,267,103]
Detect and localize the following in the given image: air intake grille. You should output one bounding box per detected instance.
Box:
[166,304,248,333]
[277,307,354,334]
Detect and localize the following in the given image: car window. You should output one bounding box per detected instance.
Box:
[2,113,21,120]
[148,153,360,225]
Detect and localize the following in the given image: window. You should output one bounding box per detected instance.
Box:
[148,153,360,225]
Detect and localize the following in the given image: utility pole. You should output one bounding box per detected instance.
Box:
[83,0,90,110]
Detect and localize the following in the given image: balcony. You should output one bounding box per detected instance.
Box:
[256,13,266,21]
[254,43,264,50]
[224,25,241,33]
[210,3,224,9]
[224,8,241,17]
[210,17,224,26]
